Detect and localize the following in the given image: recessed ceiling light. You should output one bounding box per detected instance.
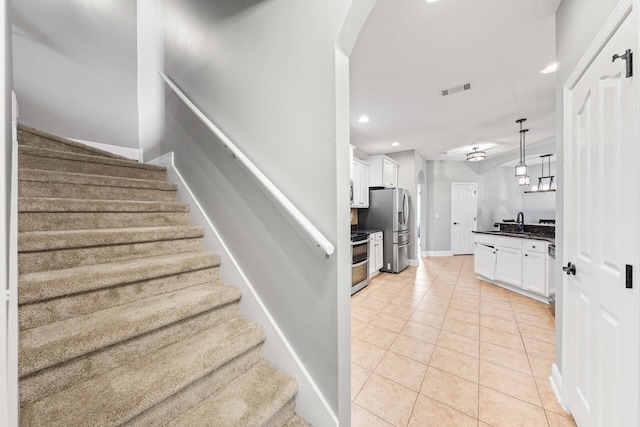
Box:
[358,115,370,123]
[391,141,400,147]
[540,63,558,74]
[425,0,440,3]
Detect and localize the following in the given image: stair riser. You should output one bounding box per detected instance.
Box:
[19,237,203,274]
[19,304,240,405]
[19,212,189,232]
[127,347,264,426]
[19,152,166,181]
[19,180,177,202]
[19,267,219,330]
[264,399,297,427]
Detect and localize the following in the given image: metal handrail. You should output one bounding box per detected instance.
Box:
[159,73,334,256]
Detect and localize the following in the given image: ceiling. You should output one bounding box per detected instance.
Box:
[349,0,561,161]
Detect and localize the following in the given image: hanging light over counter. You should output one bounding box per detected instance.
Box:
[515,118,528,178]
[525,154,556,193]
[466,147,486,161]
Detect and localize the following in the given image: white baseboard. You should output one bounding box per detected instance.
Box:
[475,274,550,304]
[147,152,337,427]
[69,137,144,162]
[424,250,454,257]
[550,363,570,413]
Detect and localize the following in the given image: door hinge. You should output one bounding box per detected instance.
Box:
[474,190,476,195]
[626,264,633,289]
[612,49,633,78]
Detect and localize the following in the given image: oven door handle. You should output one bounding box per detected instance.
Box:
[352,259,368,268]
[351,240,368,247]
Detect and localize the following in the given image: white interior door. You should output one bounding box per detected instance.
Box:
[564,9,639,427]
[451,183,477,255]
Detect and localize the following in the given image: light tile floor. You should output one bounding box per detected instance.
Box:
[351,255,576,427]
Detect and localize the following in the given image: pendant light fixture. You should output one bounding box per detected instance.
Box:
[535,154,555,191]
[524,154,556,193]
[515,118,528,178]
[466,147,486,162]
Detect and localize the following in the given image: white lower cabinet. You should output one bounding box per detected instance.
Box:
[375,234,383,271]
[494,246,523,288]
[522,241,548,295]
[369,232,384,277]
[473,233,551,300]
[474,243,496,280]
[494,237,523,288]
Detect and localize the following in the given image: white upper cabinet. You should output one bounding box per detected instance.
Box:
[363,155,399,188]
[350,158,369,208]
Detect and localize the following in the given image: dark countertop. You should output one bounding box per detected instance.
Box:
[357,228,383,235]
[473,230,555,244]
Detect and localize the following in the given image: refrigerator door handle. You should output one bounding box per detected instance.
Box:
[403,193,409,226]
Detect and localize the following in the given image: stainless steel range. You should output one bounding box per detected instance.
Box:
[351,231,369,295]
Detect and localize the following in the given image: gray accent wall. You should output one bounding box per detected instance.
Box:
[151,0,354,419]
[555,0,619,380]
[11,1,139,148]
[425,160,484,253]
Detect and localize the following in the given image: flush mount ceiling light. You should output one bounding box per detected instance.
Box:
[515,118,528,177]
[391,141,400,147]
[358,115,370,123]
[540,63,558,74]
[466,147,486,162]
[442,141,498,156]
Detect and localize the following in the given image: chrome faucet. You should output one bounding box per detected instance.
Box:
[516,212,525,232]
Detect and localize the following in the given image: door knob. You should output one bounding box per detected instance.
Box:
[453,222,459,225]
[563,262,576,275]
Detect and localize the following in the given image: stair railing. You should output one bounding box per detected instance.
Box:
[159,72,335,256]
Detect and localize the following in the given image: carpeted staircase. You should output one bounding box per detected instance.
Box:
[16,123,309,426]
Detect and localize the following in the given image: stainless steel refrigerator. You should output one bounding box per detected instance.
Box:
[361,188,410,273]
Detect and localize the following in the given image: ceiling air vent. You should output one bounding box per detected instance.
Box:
[441,82,471,97]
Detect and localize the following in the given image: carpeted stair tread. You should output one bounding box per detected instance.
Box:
[19,281,242,377]
[18,197,189,213]
[19,168,176,190]
[19,251,221,304]
[17,124,302,425]
[19,269,220,330]
[19,225,204,252]
[18,145,163,171]
[19,304,240,406]
[18,123,134,161]
[20,316,266,427]
[284,414,311,427]
[18,226,206,274]
[172,360,298,427]
[19,145,166,181]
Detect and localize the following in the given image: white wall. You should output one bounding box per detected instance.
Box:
[149,1,355,422]
[1,0,16,424]
[12,1,139,148]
